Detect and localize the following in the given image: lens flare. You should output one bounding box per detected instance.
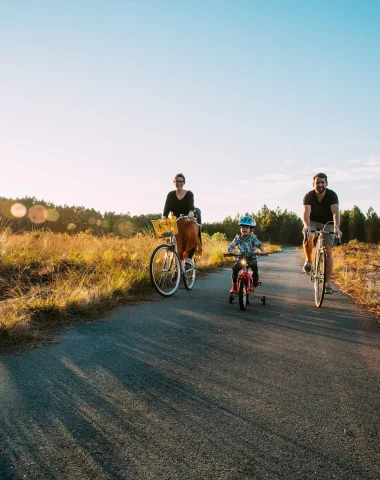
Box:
[10,203,27,218]
[117,221,134,236]
[88,217,96,225]
[28,205,47,224]
[45,209,59,222]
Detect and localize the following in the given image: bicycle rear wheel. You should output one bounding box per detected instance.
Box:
[314,249,326,307]
[150,244,181,296]
[183,258,196,290]
[239,279,248,311]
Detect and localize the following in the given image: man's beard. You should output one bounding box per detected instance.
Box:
[317,186,326,193]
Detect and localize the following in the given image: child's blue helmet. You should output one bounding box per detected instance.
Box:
[239,215,256,227]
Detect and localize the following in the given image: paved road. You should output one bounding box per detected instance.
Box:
[0,249,379,480]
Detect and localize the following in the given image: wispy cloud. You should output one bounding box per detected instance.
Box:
[366,155,379,166]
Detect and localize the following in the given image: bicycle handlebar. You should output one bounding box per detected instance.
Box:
[306,229,342,246]
[223,252,268,258]
[310,230,335,235]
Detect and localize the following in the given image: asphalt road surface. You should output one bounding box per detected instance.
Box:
[1,249,379,480]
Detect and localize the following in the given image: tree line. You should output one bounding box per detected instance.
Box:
[0,196,379,245]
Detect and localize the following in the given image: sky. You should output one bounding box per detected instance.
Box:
[1,0,379,223]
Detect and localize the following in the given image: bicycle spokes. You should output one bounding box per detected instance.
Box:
[314,250,326,307]
[150,245,181,296]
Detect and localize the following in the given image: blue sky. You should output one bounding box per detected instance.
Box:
[1,0,379,222]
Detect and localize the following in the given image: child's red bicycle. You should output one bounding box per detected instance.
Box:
[223,252,268,310]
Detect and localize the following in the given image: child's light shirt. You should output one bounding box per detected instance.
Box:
[227,234,263,258]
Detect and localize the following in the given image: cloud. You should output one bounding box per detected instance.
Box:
[366,155,379,166]
[352,166,380,176]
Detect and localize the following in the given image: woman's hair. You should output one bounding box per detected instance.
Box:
[173,173,186,183]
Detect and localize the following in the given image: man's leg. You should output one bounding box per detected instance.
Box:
[303,234,314,273]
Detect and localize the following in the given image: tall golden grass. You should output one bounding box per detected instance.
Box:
[333,241,380,323]
[0,229,281,349]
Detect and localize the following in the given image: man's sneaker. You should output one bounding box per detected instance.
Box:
[303,260,312,274]
[229,284,237,293]
[325,284,334,294]
[185,258,193,266]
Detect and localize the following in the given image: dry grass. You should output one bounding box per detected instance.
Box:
[0,230,281,350]
[333,241,380,324]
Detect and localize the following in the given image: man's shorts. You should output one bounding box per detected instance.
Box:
[310,221,335,246]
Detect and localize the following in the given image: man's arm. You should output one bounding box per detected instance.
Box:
[303,205,311,229]
[331,203,340,234]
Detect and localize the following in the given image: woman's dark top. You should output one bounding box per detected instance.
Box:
[163,190,194,218]
[303,188,339,223]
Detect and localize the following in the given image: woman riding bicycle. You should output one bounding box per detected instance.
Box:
[227,216,266,293]
[162,173,202,265]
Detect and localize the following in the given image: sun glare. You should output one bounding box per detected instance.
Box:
[10,203,27,218]
[45,209,59,222]
[28,205,47,224]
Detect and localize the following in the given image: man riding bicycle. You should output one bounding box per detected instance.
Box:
[302,172,341,294]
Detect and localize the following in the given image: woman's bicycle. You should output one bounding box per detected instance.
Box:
[150,216,199,296]
[306,221,341,308]
[223,252,268,311]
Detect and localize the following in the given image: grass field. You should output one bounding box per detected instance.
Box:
[333,241,380,323]
[0,229,281,350]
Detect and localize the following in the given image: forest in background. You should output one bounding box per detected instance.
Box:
[1,195,380,246]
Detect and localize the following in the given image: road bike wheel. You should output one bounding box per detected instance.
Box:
[150,244,181,296]
[239,279,247,311]
[314,249,326,307]
[261,295,266,305]
[183,259,196,290]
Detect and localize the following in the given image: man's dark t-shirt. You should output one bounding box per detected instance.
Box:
[303,188,339,223]
[163,190,195,218]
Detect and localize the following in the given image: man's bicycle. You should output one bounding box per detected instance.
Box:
[150,216,199,296]
[306,221,341,308]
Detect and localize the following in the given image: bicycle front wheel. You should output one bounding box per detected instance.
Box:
[183,259,196,290]
[150,245,181,296]
[314,249,326,307]
[239,279,248,311]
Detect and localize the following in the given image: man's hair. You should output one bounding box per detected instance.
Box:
[173,173,186,183]
[312,172,328,184]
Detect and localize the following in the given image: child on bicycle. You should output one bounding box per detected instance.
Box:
[227,215,266,293]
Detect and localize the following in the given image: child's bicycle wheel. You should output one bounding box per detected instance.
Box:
[239,279,248,311]
[150,244,181,296]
